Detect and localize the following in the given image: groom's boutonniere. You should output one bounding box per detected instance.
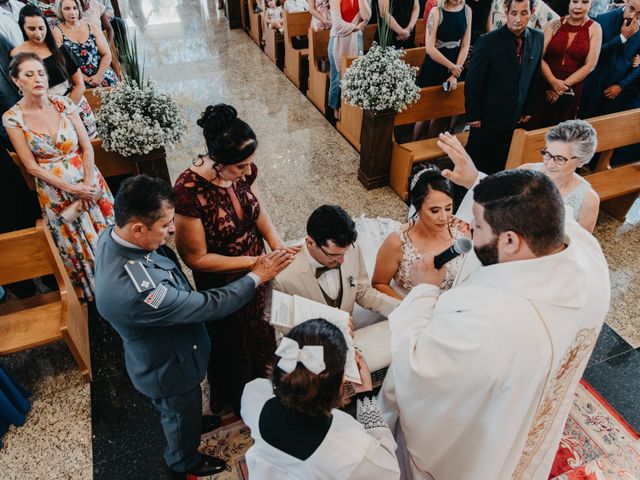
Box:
[348,276,356,287]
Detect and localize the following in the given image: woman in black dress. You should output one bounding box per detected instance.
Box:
[414,0,471,139]
[378,0,420,48]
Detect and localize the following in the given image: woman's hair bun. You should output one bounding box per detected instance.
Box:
[197,104,238,133]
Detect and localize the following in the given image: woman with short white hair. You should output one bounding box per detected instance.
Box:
[520,119,600,232]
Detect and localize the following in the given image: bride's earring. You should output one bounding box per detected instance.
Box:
[18,87,23,96]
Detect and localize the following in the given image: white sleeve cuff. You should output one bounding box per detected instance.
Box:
[620,34,628,44]
[247,272,261,287]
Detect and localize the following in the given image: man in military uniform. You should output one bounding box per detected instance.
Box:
[94,175,292,478]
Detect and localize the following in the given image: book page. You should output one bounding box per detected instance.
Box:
[292,294,349,325]
[292,295,361,384]
[270,290,295,328]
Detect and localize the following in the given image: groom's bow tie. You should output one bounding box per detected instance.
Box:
[315,266,339,279]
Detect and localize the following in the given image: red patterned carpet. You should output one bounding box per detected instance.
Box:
[198,379,639,480]
[551,380,640,479]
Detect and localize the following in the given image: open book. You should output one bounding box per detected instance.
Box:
[270,290,361,384]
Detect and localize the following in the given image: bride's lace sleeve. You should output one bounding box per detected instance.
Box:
[356,393,387,431]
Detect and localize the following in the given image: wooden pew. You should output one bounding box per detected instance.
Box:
[505,109,640,221]
[389,83,466,200]
[362,22,378,49]
[337,43,423,152]
[0,221,91,381]
[284,11,312,89]
[414,18,425,47]
[307,28,330,114]
[264,24,284,66]
[247,0,263,45]
[84,86,110,113]
[335,24,378,147]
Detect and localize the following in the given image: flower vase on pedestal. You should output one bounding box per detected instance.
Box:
[127,147,171,185]
[358,108,397,189]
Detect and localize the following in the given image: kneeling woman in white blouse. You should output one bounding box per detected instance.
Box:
[241,319,400,479]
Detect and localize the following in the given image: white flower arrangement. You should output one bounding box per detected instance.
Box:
[341,43,420,112]
[96,79,186,157]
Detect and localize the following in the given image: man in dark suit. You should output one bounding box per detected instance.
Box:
[581,0,640,119]
[464,0,544,173]
[94,175,292,479]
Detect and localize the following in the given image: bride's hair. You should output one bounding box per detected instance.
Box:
[408,165,455,220]
[197,104,258,166]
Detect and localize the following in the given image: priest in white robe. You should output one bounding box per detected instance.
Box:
[380,132,610,480]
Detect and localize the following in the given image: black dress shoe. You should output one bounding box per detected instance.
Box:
[188,454,227,476]
[201,415,222,434]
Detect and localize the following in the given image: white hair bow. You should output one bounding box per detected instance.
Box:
[275,337,326,375]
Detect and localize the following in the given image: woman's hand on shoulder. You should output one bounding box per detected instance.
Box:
[273,243,302,255]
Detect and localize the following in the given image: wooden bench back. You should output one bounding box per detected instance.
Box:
[401,47,426,69]
[505,108,640,169]
[0,227,54,285]
[363,24,377,51]
[284,11,311,40]
[11,139,137,191]
[395,82,466,126]
[309,27,330,62]
[414,18,425,47]
[84,86,112,113]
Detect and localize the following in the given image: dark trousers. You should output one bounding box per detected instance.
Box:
[150,385,203,472]
[464,127,514,174]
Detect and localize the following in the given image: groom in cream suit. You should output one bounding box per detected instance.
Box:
[266,205,399,323]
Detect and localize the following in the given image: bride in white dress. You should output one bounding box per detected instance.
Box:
[368,165,469,298]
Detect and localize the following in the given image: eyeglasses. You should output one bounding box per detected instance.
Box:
[317,243,353,259]
[540,149,579,166]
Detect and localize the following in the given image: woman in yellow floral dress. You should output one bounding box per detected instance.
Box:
[2,52,114,301]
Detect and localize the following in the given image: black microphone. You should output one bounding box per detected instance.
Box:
[433,237,473,269]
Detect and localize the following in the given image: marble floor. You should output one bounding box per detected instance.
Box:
[1,0,639,478]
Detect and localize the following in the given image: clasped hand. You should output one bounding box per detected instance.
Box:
[409,252,447,287]
[350,351,373,393]
[621,16,639,39]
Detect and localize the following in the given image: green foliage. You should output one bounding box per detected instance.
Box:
[115,31,147,88]
[377,0,394,48]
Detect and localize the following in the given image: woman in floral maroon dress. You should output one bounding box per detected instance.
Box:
[173,104,297,416]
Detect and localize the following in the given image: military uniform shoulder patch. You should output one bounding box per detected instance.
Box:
[144,284,168,309]
[124,261,157,293]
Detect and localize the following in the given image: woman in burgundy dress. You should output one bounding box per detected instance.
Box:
[528,0,602,129]
[173,104,298,415]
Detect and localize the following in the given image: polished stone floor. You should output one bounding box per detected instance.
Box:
[0,0,639,478]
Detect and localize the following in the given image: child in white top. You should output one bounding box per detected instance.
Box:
[265,0,284,32]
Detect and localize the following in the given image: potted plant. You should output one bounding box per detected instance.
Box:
[341,12,420,189]
[95,34,186,183]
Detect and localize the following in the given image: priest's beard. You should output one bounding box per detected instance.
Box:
[474,235,500,266]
